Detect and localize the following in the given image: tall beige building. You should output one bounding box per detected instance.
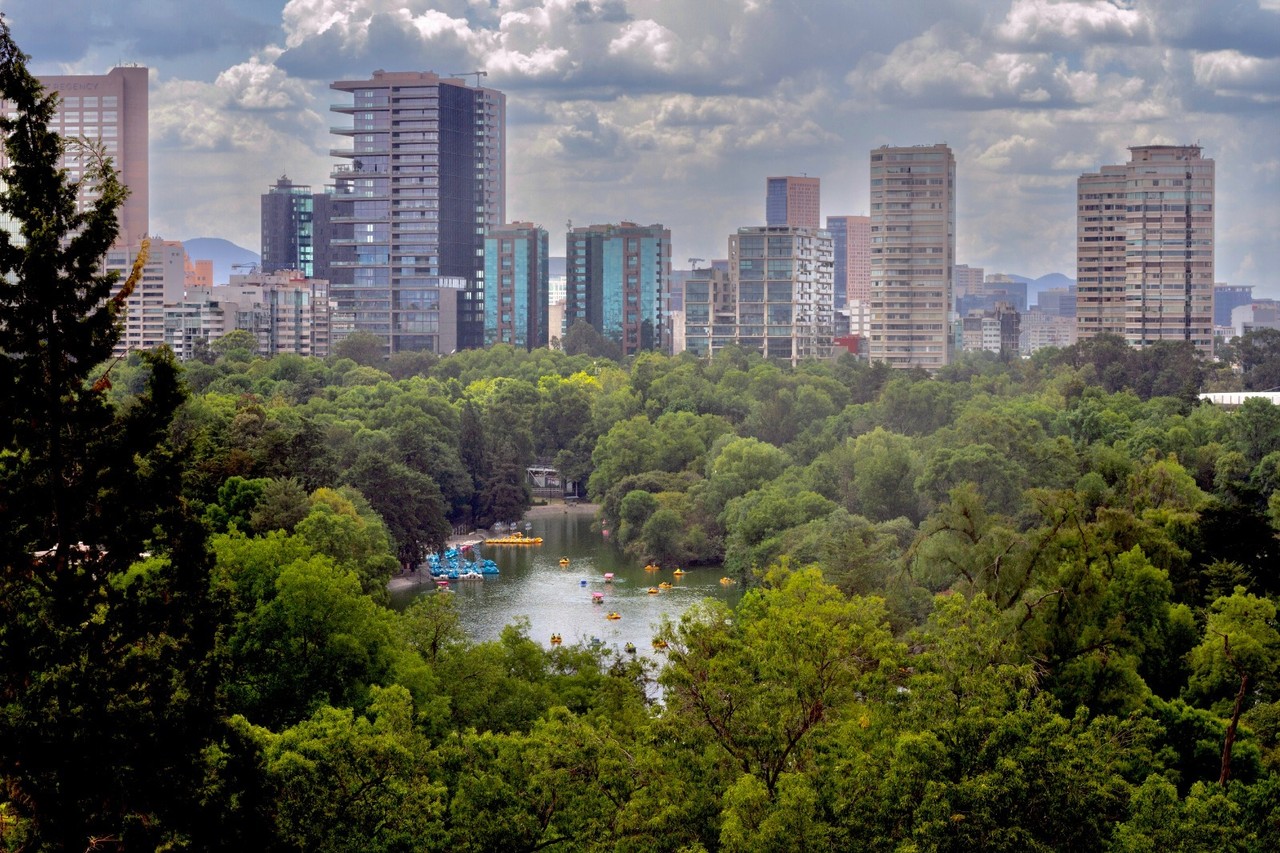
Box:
[1076,165,1129,340]
[105,238,186,356]
[1077,145,1214,354]
[868,144,955,369]
[39,67,149,246]
[1,67,148,248]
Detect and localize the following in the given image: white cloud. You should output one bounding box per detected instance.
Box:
[1192,49,1280,101]
[995,0,1153,49]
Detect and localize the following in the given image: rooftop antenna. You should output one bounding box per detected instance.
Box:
[450,70,488,87]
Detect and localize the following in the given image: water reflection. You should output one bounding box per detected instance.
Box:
[391,511,742,655]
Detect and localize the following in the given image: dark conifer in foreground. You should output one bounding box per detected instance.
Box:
[0,17,222,850]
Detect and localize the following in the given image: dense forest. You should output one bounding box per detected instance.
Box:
[5,20,1280,852]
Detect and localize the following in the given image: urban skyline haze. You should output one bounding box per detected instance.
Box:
[6,0,1278,291]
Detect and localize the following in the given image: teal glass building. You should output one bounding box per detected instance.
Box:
[565,223,671,356]
[484,223,550,350]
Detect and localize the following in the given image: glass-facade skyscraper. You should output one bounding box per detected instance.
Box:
[261,176,315,277]
[766,176,821,229]
[485,223,550,350]
[328,71,505,354]
[565,223,671,356]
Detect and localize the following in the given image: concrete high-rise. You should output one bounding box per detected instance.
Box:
[766,176,821,228]
[328,70,505,353]
[565,223,671,356]
[104,238,186,356]
[1077,145,1214,354]
[1075,165,1128,341]
[485,222,549,350]
[8,67,150,246]
[727,225,834,365]
[868,144,955,369]
[261,176,316,277]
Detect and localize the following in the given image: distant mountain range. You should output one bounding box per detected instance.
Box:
[183,238,260,285]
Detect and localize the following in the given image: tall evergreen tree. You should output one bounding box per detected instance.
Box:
[0,19,222,849]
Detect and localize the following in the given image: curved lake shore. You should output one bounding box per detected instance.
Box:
[387,501,600,593]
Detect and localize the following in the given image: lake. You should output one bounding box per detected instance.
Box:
[390,508,742,655]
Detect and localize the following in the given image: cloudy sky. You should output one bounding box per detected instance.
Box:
[7,0,1279,287]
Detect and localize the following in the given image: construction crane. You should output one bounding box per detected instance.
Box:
[450,70,488,87]
[688,257,706,270]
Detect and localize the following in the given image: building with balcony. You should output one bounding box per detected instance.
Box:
[327,70,505,354]
[105,238,187,357]
[163,270,333,360]
[868,144,956,369]
[725,225,835,365]
[1077,145,1214,355]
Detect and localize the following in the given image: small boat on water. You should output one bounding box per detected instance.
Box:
[672,568,686,576]
[559,557,570,567]
[605,611,621,620]
[624,642,636,654]
[592,591,605,603]
[720,576,736,585]
[550,633,562,646]
[644,563,660,572]
[652,639,668,650]
[658,581,673,590]
[484,531,543,546]
[603,573,615,583]
[647,587,660,595]
[458,570,483,580]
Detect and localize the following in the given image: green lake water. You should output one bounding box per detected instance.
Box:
[391,511,742,655]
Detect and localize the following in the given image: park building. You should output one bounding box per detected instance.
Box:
[484,222,550,350]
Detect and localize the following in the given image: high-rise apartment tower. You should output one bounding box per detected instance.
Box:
[868,144,955,369]
[5,67,149,246]
[827,215,871,309]
[328,70,505,353]
[1076,145,1214,354]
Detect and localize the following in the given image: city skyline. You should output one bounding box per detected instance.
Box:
[6,1,1279,292]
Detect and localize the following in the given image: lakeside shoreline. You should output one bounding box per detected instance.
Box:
[387,500,600,592]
